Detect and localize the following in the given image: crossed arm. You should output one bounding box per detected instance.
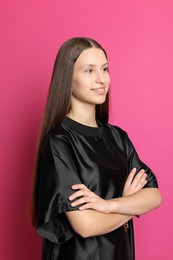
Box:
[65,168,162,238]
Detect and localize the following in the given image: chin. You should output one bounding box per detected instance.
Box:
[94,96,107,104]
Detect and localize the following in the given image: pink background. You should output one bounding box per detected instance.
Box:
[1,0,172,259]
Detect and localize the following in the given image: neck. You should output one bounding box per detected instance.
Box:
[67,105,98,127]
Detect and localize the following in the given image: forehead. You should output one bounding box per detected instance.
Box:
[75,48,107,67]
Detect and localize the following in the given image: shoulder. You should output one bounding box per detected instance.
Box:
[42,123,72,156]
[103,122,128,140]
[45,121,72,142]
[101,122,133,153]
[102,123,138,159]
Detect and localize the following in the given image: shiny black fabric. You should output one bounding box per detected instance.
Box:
[36,117,158,260]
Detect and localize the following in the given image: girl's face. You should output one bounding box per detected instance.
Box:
[71,47,110,109]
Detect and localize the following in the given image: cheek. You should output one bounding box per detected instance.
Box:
[106,75,111,89]
[105,76,110,94]
[71,78,85,98]
[71,76,90,92]
[107,74,111,84]
[71,77,80,92]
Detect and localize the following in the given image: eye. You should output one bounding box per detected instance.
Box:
[85,68,94,73]
[102,67,109,72]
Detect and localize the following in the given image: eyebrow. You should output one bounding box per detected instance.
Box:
[80,62,109,69]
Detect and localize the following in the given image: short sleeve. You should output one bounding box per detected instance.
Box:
[36,134,82,244]
[124,132,158,189]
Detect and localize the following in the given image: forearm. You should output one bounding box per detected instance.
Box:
[65,210,132,238]
[108,188,162,215]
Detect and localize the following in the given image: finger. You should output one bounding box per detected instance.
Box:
[133,173,147,191]
[69,190,93,201]
[135,180,147,191]
[141,180,147,188]
[79,202,95,211]
[71,197,94,207]
[125,168,137,185]
[131,169,146,187]
[69,184,88,200]
[137,173,147,188]
[71,184,88,190]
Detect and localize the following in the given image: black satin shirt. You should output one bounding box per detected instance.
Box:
[36,117,158,260]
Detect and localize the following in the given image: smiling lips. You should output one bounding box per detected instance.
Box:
[91,87,106,95]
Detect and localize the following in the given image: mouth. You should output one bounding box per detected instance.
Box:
[91,87,107,95]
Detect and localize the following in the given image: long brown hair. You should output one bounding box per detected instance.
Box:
[31,37,110,226]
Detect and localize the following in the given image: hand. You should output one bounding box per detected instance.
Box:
[123,168,147,197]
[69,184,110,213]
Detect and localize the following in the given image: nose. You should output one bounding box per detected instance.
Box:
[95,71,105,85]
